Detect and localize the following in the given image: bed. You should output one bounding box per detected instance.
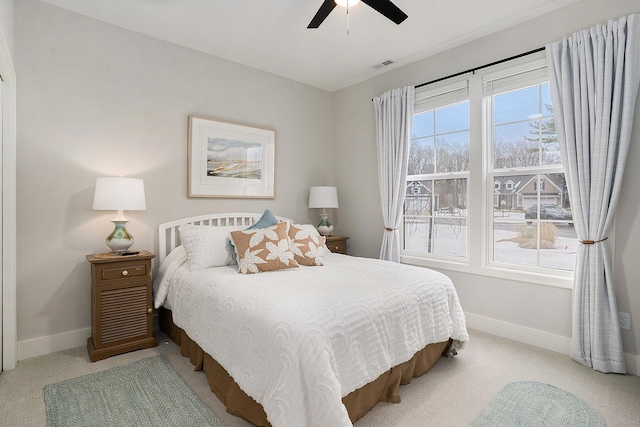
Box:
[155,212,469,427]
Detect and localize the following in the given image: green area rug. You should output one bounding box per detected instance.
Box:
[470,381,605,427]
[44,355,224,427]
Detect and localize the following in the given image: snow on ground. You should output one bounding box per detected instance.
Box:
[404,221,577,271]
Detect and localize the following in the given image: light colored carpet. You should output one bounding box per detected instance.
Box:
[1,329,638,427]
[469,381,605,426]
[44,355,224,427]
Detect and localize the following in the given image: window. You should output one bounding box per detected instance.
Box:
[401,54,577,283]
[403,81,469,259]
[534,181,545,191]
[485,62,577,273]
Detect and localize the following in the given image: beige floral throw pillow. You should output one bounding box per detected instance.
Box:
[231,222,299,274]
[288,224,326,266]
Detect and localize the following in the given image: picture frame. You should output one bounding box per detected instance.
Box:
[187,115,276,198]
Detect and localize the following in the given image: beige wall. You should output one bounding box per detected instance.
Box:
[0,0,13,58]
[0,0,15,370]
[15,0,334,354]
[332,0,640,371]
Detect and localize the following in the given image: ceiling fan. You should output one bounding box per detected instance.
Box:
[307,0,408,29]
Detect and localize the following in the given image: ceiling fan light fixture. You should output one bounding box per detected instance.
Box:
[308,0,407,29]
[335,0,361,7]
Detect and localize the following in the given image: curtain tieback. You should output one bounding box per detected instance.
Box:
[385,227,398,231]
[579,237,608,245]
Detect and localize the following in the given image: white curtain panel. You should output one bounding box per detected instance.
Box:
[373,87,415,262]
[546,14,640,373]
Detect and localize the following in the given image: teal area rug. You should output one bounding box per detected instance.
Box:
[44,355,224,427]
[470,381,605,427]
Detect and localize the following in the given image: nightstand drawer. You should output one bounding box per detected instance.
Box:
[325,235,349,255]
[329,240,347,254]
[100,263,148,281]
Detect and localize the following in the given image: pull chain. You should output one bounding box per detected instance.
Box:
[346,2,350,35]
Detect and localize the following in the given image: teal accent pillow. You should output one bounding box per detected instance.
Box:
[246,209,278,230]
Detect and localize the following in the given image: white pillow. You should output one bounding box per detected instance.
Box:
[179,224,245,271]
[153,245,187,309]
[299,223,322,237]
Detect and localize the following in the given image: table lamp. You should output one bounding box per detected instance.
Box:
[308,186,339,236]
[93,177,146,254]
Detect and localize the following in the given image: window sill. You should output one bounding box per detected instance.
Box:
[400,254,573,290]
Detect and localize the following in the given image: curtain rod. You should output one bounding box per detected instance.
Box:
[414,46,545,89]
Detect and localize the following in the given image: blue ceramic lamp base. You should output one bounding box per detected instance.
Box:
[317,214,334,236]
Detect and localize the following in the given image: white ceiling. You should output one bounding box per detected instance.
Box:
[39,0,578,92]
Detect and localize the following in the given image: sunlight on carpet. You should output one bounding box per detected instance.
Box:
[44,355,224,427]
[469,381,605,427]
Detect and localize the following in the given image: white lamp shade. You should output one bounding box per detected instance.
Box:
[93,177,146,211]
[309,186,339,209]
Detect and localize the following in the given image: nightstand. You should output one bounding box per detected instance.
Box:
[86,251,157,362]
[325,235,349,255]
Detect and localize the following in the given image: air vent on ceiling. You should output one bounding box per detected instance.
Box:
[372,59,396,70]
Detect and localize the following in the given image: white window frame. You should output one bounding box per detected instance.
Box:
[402,80,470,262]
[401,52,574,289]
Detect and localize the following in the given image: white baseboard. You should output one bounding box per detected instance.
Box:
[466,312,638,375]
[17,327,90,361]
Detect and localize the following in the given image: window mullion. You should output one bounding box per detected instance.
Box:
[468,71,485,268]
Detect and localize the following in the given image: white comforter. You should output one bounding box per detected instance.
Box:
[158,252,468,427]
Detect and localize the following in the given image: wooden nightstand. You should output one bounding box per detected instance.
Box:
[86,251,157,362]
[325,235,349,255]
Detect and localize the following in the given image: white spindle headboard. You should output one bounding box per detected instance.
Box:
[158,212,292,263]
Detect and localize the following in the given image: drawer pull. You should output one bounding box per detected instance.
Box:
[335,246,340,250]
[121,270,128,276]
[147,308,153,314]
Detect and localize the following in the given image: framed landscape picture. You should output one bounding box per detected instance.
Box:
[188,115,276,198]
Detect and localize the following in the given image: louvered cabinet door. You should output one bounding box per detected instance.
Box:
[86,252,158,362]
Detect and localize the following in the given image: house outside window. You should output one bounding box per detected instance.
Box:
[402,53,577,286]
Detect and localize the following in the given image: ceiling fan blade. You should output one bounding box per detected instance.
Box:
[308,0,338,29]
[362,0,408,25]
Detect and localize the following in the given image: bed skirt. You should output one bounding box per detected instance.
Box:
[160,307,452,426]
